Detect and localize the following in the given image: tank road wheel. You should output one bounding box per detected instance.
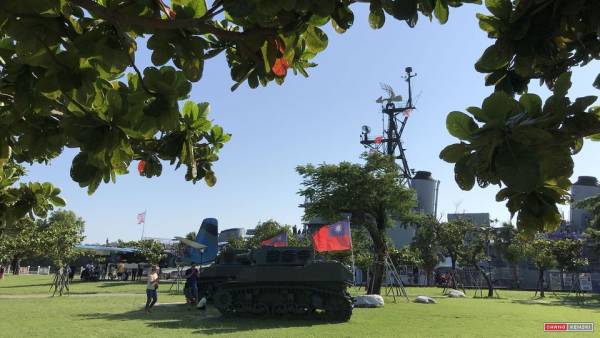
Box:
[251,303,268,315]
[213,289,233,316]
[325,295,353,322]
[272,303,287,316]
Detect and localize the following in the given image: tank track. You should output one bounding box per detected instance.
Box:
[212,283,353,322]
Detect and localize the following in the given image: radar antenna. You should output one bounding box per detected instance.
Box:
[360,67,417,185]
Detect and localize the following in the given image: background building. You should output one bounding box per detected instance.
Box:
[570,176,600,233]
[447,213,490,226]
[387,171,440,249]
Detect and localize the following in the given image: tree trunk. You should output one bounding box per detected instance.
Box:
[450,256,457,289]
[511,263,519,289]
[11,256,21,275]
[475,264,494,297]
[364,219,388,295]
[538,269,545,298]
[367,252,385,295]
[425,268,433,286]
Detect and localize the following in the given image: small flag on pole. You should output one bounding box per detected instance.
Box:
[261,232,288,247]
[137,211,146,224]
[312,220,352,252]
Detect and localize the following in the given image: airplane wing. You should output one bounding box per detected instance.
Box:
[175,237,207,251]
[75,244,138,256]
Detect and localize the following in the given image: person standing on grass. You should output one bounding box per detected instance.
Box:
[145,266,159,313]
[184,263,199,310]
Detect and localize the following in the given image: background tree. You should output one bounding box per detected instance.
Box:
[460,224,494,297]
[135,239,166,266]
[39,210,85,267]
[436,219,470,284]
[410,215,442,286]
[228,219,309,250]
[576,196,600,254]
[522,238,556,297]
[494,223,523,288]
[297,152,416,295]
[0,217,42,274]
[551,238,588,289]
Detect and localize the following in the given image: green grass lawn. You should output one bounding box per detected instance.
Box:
[0,275,598,337]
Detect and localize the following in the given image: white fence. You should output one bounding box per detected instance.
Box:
[4,265,52,275]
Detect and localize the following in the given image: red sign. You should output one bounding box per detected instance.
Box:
[544,323,567,331]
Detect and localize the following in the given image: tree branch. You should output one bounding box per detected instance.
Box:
[67,0,269,40]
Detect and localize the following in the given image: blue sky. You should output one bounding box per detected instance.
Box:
[25,4,600,243]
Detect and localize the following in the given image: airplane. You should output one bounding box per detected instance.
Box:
[77,218,220,267]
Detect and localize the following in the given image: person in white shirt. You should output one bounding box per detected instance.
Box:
[145,266,159,313]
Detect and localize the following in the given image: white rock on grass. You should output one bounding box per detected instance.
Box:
[445,289,466,298]
[414,296,437,304]
[354,294,385,308]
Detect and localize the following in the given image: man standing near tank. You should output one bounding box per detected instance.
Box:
[185,263,199,309]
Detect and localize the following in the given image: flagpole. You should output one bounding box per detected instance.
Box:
[347,216,356,286]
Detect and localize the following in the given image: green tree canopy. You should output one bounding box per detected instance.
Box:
[0,217,42,273]
[459,223,494,296]
[522,237,556,297]
[0,0,598,235]
[39,209,85,266]
[493,222,524,288]
[297,152,417,295]
[436,218,470,271]
[229,219,308,250]
[576,196,600,254]
[135,239,165,265]
[410,215,443,285]
[551,238,588,274]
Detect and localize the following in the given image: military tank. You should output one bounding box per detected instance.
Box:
[198,246,353,321]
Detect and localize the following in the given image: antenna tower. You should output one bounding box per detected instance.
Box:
[360,67,417,185]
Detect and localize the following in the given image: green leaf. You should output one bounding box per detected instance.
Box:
[594,73,600,90]
[172,0,207,17]
[446,111,478,140]
[49,196,66,207]
[519,93,542,117]
[434,0,449,24]
[475,42,511,73]
[553,72,572,97]
[485,0,511,20]
[454,156,475,190]
[476,13,502,37]
[369,7,385,29]
[495,143,542,193]
[439,143,468,163]
[304,26,328,54]
[495,187,512,202]
[481,91,519,122]
[204,170,216,187]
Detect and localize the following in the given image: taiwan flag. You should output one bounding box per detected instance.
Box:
[261,232,288,247]
[312,220,352,252]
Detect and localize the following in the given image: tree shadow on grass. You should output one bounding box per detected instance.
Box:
[80,304,339,335]
[95,281,145,288]
[511,294,600,311]
[0,282,51,289]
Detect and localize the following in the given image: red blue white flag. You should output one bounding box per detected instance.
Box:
[312,220,352,252]
[261,232,288,247]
